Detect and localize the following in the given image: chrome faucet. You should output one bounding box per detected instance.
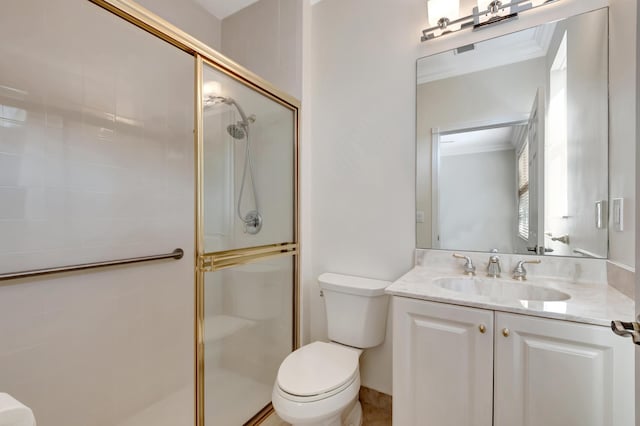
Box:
[453,253,476,276]
[487,249,501,278]
[512,259,542,281]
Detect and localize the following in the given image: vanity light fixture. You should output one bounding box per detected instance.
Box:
[421,0,561,42]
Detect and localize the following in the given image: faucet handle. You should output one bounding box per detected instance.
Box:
[453,253,476,276]
[512,259,542,281]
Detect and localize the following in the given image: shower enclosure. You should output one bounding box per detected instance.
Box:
[196,58,298,425]
[96,1,300,424]
[0,0,298,423]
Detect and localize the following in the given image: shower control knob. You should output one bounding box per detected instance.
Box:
[243,210,263,235]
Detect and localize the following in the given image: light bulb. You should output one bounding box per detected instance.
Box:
[427,0,460,28]
[477,0,507,15]
[203,81,222,97]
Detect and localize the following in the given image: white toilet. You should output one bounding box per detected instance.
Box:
[272,272,390,426]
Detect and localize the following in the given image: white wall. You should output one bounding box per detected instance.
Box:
[308,0,422,395]
[221,0,303,100]
[546,11,609,258]
[610,0,637,269]
[305,0,633,395]
[300,0,314,345]
[135,0,222,49]
[439,149,517,252]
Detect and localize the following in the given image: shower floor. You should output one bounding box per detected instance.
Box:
[116,386,193,426]
[205,367,273,425]
[116,367,272,426]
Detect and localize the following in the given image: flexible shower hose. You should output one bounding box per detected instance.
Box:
[237,129,259,224]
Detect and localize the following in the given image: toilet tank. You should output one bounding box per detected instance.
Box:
[318,273,391,348]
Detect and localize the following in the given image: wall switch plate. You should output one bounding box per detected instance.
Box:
[416,211,425,223]
[612,198,624,231]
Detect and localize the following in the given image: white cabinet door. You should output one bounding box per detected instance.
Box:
[494,312,634,426]
[393,297,494,426]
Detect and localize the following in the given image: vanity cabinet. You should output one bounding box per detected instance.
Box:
[393,297,494,426]
[393,297,634,426]
[494,312,633,426]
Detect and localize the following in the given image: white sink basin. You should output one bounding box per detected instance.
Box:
[433,277,571,302]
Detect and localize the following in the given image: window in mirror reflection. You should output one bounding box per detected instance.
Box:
[518,140,530,241]
[546,31,570,255]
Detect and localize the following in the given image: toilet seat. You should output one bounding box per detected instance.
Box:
[276,342,361,402]
[275,372,358,403]
[272,371,362,425]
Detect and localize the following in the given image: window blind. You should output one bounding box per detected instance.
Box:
[518,142,530,240]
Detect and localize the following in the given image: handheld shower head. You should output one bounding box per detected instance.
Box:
[204,95,250,125]
[203,94,262,234]
[204,95,229,107]
[226,98,250,127]
[204,95,251,140]
[227,123,246,140]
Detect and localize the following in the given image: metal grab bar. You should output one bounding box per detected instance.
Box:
[0,248,184,281]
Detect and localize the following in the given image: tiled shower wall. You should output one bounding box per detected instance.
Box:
[0,1,195,425]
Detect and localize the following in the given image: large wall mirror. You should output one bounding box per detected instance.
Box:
[416,8,609,258]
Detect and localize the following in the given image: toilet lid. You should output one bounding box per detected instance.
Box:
[277,342,360,397]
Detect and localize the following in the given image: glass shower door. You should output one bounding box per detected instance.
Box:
[197,59,298,425]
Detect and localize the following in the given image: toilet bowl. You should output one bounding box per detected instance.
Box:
[272,273,390,426]
[272,342,362,426]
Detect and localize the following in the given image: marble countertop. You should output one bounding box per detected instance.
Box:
[386,266,635,327]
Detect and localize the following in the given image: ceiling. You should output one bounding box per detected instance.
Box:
[440,126,519,157]
[195,0,260,19]
[417,22,556,84]
[311,0,480,11]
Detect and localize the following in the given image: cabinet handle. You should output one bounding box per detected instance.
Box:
[478,324,486,334]
[502,328,510,337]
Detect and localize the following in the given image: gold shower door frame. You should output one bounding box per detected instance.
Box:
[88,2,300,425]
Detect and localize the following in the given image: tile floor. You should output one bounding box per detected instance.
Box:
[262,401,392,425]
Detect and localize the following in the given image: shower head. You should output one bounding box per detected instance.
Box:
[204,95,229,107]
[204,96,248,121]
[227,123,246,140]
[204,95,255,139]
